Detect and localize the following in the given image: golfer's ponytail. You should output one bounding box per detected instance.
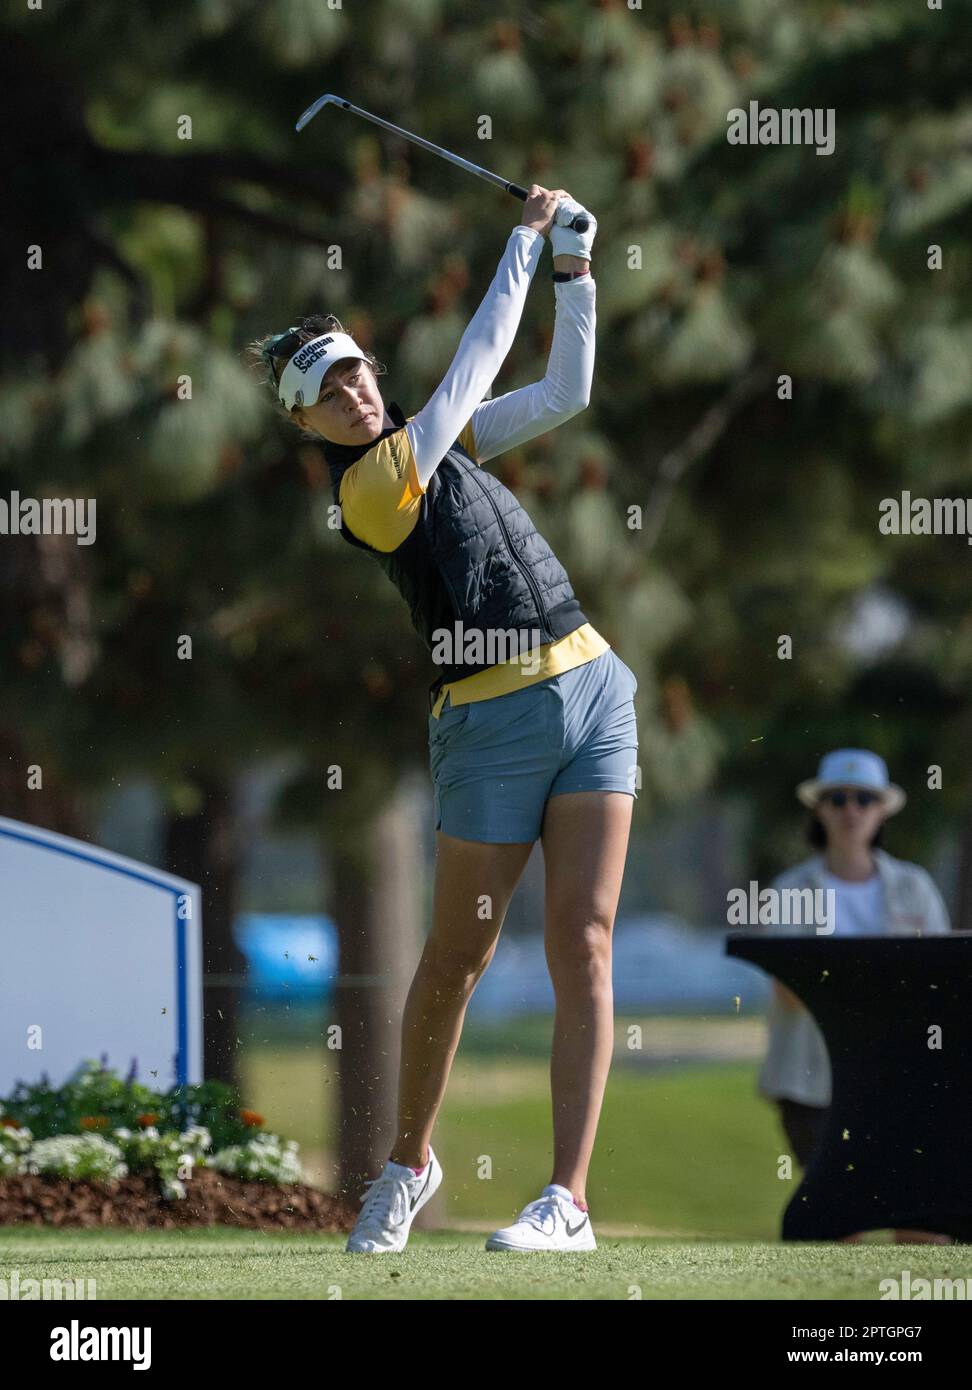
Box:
[245,315,387,425]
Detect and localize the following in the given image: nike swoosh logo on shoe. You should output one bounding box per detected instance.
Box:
[409,1165,433,1212]
[565,1217,588,1238]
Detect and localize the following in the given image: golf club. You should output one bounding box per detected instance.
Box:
[295,93,590,232]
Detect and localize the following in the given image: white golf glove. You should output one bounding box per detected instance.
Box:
[550,198,597,261]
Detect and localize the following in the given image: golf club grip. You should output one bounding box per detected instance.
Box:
[508,183,590,233]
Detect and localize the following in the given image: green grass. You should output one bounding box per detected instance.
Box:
[6,1023,966,1300]
[240,1030,792,1238]
[0,1227,967,1300]
[437,1059,786,1237]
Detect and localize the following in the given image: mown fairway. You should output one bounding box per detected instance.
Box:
[2,1226,968,1300]
[241,1017,796,1239]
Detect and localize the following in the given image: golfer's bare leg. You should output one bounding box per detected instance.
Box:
[389,830,534,1168]
[541,790,633,1204]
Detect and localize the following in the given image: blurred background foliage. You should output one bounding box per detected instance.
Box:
[3,0,972,895]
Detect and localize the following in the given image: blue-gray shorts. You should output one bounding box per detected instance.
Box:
[428,648,639,844]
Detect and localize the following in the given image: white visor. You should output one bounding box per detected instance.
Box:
[277,332,369,412]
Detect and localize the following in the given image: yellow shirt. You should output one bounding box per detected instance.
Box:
[337,416,611,719]
[429,622,610,717]
[338,417,476,555]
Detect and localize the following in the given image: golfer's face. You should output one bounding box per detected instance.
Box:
[301,358,385,445]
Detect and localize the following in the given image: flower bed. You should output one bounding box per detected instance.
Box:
[0,1060,355,1232]
[0,1170,353,1232]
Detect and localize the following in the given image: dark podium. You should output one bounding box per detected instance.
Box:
[727,933,972,1241]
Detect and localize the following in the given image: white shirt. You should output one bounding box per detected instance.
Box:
[820,870,884,936]
[404,225,596,487]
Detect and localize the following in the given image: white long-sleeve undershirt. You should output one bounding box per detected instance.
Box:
[405,225,596,488]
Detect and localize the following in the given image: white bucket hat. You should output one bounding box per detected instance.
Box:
[796,748,906,816]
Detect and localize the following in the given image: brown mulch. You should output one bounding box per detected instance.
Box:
[0,1169,358,1233]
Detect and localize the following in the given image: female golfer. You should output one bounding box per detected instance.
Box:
[758,748,951,1243]
[250,186,639,1253]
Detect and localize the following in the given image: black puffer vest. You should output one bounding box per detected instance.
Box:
[323,401,589,710]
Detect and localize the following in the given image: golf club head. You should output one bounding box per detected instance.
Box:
[295,93,343,133]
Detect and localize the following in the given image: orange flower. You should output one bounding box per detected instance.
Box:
[137,1113,159,1128]
[240,1110,264,1128]
[1,1116,21,1129]
[79,1115,109,1130]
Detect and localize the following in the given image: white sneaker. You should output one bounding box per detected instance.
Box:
[485,1183,597,1252]
[345,1148,442,1253]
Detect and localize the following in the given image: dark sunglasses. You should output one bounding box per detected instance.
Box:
[268,320,341,362]
[819,789,880,809]
[268,327,304,359]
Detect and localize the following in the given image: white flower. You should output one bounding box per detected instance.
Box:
[27,1133,126,1182]
[208,1135,302,1183]
[181,1124,211,1148]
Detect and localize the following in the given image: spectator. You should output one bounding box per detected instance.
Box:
[757,748,951,1244]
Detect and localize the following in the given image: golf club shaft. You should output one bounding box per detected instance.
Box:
[295,94,590,233]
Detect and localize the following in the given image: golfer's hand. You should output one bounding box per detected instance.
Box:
[520,185,568,237]
[550,194,597,261]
